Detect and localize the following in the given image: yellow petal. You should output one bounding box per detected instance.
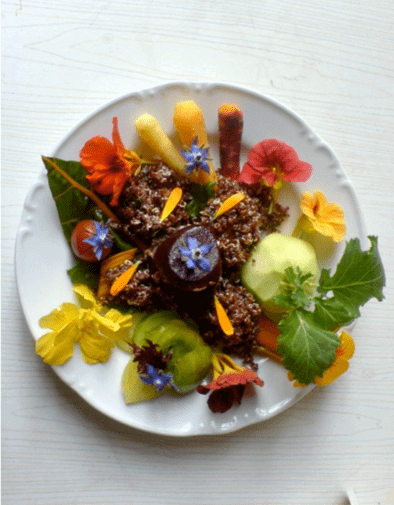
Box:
[98,249,138,299]
[39,303,79,331]
[337,331,355,361]
[314,359,349,386]
[214,193,245,218]
[160,187,183,222]
[214,297,234,336]
[74,284,102,311]
[99,308,133,342]
[110,262,140,296]
[79,330,114,364]
[35,331,75,366]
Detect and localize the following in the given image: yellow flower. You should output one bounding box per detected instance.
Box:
[293,190,346,242]
[289,331,355,387]
[36,285,133,366]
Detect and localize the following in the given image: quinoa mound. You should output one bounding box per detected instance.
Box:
[102,162,288,363]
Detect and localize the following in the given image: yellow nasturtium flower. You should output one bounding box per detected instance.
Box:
[36,284,133,366]
[293,190,346,243]
[289,331,355,387]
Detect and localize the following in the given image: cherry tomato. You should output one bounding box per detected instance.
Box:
[71,220,113,262]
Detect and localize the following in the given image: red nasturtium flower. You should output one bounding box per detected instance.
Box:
[238,139,312,189]
[197,353,264,413]
[80,117,141,206]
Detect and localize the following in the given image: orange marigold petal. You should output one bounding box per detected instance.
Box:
[110,262,140,296]
[214,193,245,218]
[160,187,183,222]
[214,297,234,336]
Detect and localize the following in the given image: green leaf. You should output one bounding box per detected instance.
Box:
[67,260,100,291]
[318,236,385,311]
[109,227,136,251]
[43,157,98,243]
[185,181,216,218]
[313,297,359,331]
[277,309,340,384]
[272,266,315,309]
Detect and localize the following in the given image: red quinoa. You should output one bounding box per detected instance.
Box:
[102,162,288,364]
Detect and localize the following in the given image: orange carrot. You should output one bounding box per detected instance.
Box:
[218,104,243,180]
[255,314,280,352]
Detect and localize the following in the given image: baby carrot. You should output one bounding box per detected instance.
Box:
[173,100,216,183]
[218,104,243,180]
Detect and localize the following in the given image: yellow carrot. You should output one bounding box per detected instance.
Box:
[173,100,216,183]
[135,114,186,177]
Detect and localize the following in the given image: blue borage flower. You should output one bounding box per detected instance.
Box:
[178,236,214,272]
[83,221,113,261]
[181,136,211,175]
[140,364,179,392]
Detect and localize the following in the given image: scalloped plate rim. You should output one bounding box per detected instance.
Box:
[15,81,366,437]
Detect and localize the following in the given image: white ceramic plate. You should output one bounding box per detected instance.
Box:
[15,82,366,436]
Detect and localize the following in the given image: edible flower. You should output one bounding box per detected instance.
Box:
[292,190,347,242]
[160,187,183,222]
[83,221,113,261]
[197,353,264,413]
[178,236,213,272]
[80,117,141,206]
[214,193,245,219]
[181,136,211,175]
[214,297,234,336]
[110,261,140,296]
[289,331,355,387]
[238,139,312,189]
[36,285,133,366]
[140,364,179,392]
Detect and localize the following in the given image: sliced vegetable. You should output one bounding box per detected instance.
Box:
[256,314,280,352]
[173,100,216,183]
[130,311,212,393]
[241,233,319,319]
[218,104,243,179]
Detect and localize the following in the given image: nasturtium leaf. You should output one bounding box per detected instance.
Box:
[277,309,340,385]
[43,157,98,242]
[313,297,359,331]
[318,236,385,311]
[67,259,100,291]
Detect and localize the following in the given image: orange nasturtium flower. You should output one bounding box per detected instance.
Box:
[80,117,141,206]
[289,331,355,387]
[197,353,264,413]
[293,190,346,242]
[36,285,133,366]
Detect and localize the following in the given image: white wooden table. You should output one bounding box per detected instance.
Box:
[2,1,394,504]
